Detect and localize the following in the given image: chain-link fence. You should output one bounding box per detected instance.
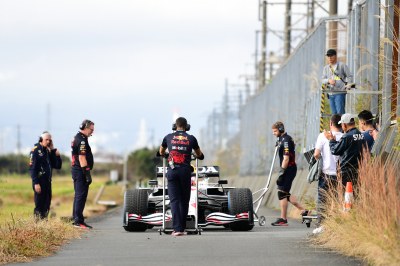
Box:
[201,1,399,176]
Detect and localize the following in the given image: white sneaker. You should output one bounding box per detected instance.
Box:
[313,226,324,234]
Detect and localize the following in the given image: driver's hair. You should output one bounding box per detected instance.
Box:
[175,117,187,128]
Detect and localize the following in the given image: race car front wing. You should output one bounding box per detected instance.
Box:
[126,213,172,225]
[126,211,250,226]
[202,212,250,226]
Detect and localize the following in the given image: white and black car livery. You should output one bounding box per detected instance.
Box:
[122,165,254,232]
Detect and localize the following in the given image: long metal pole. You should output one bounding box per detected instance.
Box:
[328,0,338,49]
[392,0,399,120]
[383,0,394,123]
[284,0,292,58]
[16,124,21,173]
[195,159,199,231]
[254,30,259,92]
[254,146,278,214]
[260,1,267,90]
[162,158,166,231]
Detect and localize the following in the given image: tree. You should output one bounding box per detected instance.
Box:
[127,148,158,184]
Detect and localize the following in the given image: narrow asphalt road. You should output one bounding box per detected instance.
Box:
[17,207,363,266]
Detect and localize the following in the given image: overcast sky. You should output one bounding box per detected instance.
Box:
[0,0,344,156]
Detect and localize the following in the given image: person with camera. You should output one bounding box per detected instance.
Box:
[159,117,204,236]
[71,119,95,229]
[271,121,308,226]
[29,131,62,220]
[322,49,353,115]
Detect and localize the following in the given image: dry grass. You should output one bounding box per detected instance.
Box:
[314,153,400,266]
[0,174,124,264]
[0,216,82,265]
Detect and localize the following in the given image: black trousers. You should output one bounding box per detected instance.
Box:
[72,169,89,224]
[33,180,52,219]
[340,168,358,188]
[167,166,192,232]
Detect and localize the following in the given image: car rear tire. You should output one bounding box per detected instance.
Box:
[123,189,149,232]
[228,188,254,231]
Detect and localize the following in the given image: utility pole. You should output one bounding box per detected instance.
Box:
[307,0,315,33]
[284,0,292,58]
[254,30,260,93]
[348,0,353,14]
[392,0,399,119]
[259,1,267,91]
[16,124,21,173]
[46,103,51,131]
[221,80,229,148]
[329,0,338,49]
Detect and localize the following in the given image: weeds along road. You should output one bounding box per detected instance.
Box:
[17,207,363,266]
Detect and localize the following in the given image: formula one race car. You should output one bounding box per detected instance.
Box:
[122,160,254,233]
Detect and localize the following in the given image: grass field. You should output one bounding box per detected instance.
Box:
[0,173,125,264]
[0,174,124,224]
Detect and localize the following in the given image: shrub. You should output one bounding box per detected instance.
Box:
[0,215,81,264]
[314,152,400,266]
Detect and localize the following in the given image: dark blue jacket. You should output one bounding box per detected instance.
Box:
[29,143,62,184]
[329,127,366,173]
[161,130,199,167]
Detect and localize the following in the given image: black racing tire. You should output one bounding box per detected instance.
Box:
[228,188,254,231]
[123,189,149,232]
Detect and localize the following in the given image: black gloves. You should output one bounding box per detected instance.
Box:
[156,151,168,158]
[86,171,92,185]
[276,167,286,185]
[82,167,92,185]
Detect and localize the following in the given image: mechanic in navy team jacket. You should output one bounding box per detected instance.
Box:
[324,113,366,188]
[159,117,204,236]
[29,131,62,219]
[71,119,95,229]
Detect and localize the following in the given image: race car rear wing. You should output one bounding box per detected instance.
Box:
[155,166,220,178]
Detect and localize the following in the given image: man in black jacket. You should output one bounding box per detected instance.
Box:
[29,131,62,219]
[324,113,366,188]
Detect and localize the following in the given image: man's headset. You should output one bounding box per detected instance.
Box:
[172,117,191,131]
[79,119,93,130]
[274,122,285,133]
[38,131,50,143]
[172,123,191,131]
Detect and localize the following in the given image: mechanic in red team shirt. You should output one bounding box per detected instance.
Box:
[159,117,204,236]
[271,121,309,226]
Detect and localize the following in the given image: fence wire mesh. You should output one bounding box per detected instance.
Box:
[200,1,399,176]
